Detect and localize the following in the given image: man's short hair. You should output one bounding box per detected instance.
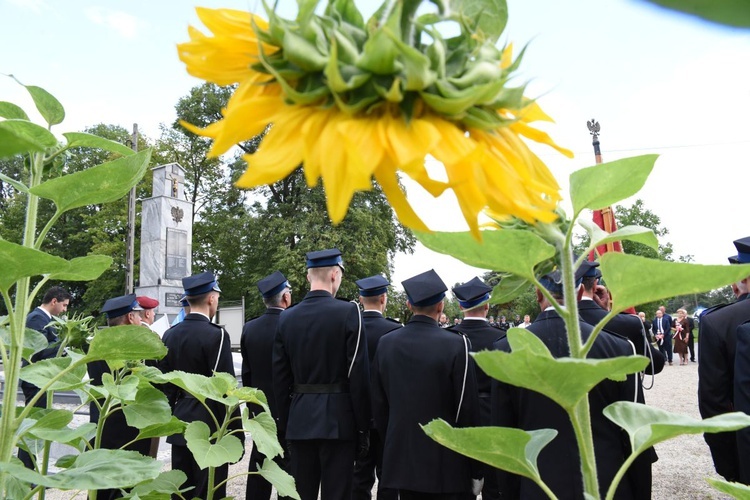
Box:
[360,294,383,308]
[107,310,139,327]
[263,289,287,308]
[410,302,442,316]
[581,276,598,291]
[42,286,71,305]
[308,266,339,281]
[186,291,214,307]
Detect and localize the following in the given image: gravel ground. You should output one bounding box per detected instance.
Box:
[38,346,734,499]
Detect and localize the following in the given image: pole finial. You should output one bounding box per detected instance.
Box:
[586,119,600,141]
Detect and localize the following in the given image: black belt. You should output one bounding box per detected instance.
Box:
[478,392,491,398]
[293,383,349,394]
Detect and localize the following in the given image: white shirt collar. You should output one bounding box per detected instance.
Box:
[363,310,383,315]
[192,312,211,321]
[462,317,487,322]
[37,306,52,319]
[580,296,594,301]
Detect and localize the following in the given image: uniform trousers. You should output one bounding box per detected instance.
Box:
[289,439,354,500]
[352,430,397,500]
[657,337,673,363]
[18,386,47,470]
[246,441,290,500]
[171,444,228,500]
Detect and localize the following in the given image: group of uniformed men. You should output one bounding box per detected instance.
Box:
[21,235,750,499]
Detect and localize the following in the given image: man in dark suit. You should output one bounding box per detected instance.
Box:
[241,271,292,500]
[687,315,696,363]
[88,294,151,500]
[372,269,482,500]
[652,309,673,366]
[733,320,750,485]
[698,236,750,482]
[19,286,71,469]
[450,277,504,500]
[491,270,637,500]
[352,275,401,500]
[160,272,239,499]
[576,260,660,499]
[273,249,370,500]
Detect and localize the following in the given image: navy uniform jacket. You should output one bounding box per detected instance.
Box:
[491,309,636,500]
[450,318,504,422]
[698,297,750,481]
[159,313,237,447]
[22,308,59,396]
[372,315,481,494]
[362,311,402,364]
[578,301,664,375]
[241,308,282,418]
[272,290,370,440]
[734,321,750,484]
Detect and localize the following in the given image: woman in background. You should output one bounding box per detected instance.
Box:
[673,309,691,365]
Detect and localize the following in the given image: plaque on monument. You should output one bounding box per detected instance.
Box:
[165,292,184,308]
[166,228,188,280]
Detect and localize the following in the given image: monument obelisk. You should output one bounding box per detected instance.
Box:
[135,163,193,317]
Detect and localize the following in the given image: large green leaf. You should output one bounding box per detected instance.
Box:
[32,422,96,448]
[0,240,69,291]
[600,253,750,312]
[122,386,173,429]
[50,254,113,281]
[706,478,750,498]
[235,385,270,412]
[258,457,301,500]
[0,101,29,120]
[604,401,750,456]
[490,275,531,305]
[19,356,87,391]
[569,155,658,217]
[30,148,151,212]
[129,469,189,498]
[644,0,750,28]
[134,417,186,441]
[473,329,648,411]
[159,371,239,405]
[417,230,554,281]
[450,0,508,42]
[63,132,135,156]
[24,84,65,126]
[0,119,58,158]
[578,220,659,254]
[243,410,283,460]
[0,449,160,490]
[102,373,139,402]
[86,325,167,362]
[8,327,51,361]
[185,421,244,469]
[423,419,555,482]
[0,171,29,194]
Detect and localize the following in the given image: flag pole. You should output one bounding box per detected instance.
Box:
[587,119,621,256]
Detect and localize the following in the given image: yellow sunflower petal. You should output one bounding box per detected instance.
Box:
[374,168,430,232]
[510,121,574,158]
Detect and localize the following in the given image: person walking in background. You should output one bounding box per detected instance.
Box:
[638,312,653,342]
[673,309,691,365]
[653,309,673,366]
[687,313,697,362]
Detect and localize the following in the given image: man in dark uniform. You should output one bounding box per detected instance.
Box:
[241,271,292,500]
[698,236,750,482]
[18,286,71,469]
[734,320,750,485]
[372,269,482,500]
[88,294,151,500]
[450,277,504,500]
[687,314,696,363]
[352,275,401,500]
[491,271,637,499]
[576,261,660,499]
[159,272,238,499]
[273,249,371,500]
[497,316,511,332]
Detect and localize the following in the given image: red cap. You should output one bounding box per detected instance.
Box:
[136,296,159,309]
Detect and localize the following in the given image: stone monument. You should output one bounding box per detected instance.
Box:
[135,163,193,317]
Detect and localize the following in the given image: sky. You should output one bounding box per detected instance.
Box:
[1,0,749,291]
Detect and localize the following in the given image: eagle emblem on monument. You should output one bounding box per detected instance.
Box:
[171,206,184,223]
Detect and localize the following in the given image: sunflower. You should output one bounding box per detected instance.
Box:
[178,4,572,237]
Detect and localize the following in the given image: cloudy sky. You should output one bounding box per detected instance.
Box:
[1,0,749,289]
